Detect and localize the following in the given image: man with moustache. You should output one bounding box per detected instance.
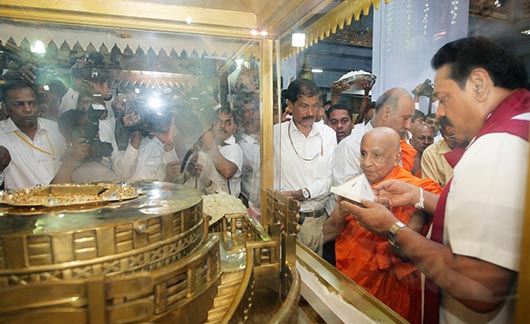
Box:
[344,37,529,324]
[0,80,72,189]
[197,107,243,197]
[274,78,337,255]
[325,104,353,143]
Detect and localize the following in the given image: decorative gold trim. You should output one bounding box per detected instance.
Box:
[279,0,390,58]
[0,2,257,39]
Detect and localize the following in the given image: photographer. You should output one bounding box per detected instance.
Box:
[55,110,120,183]
[124,91,179,181]
[183,107,243,197]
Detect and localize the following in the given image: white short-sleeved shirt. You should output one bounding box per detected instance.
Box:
[0,118,65,189]
[130,136,178,181]
[440,133,528,324]
[200,135,243,197]
[239,132,260,207]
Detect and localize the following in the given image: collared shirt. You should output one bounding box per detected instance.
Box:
[0,118,65,189]
[274,119,337,212]
[130,136,178,181]
[199,135,243,197]
[421,138,453,187]
[331,120,373,186]
[239,132,260,207]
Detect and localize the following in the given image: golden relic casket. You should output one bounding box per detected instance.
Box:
[0,182,300,324]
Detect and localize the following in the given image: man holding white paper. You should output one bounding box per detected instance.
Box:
[324,127,441,324]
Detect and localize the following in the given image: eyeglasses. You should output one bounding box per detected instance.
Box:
[288,122,323,161]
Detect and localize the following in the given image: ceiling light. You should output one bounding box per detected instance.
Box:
[260,31,268,36]
[31,40,45,54]
[250,29,259,36]
[292,33,306,47]
[311,68,323,73]
[185,16,192,24]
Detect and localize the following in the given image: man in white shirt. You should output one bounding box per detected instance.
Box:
[197,107,243,197]
[236,93,261,209]
[0,81,67,189]
[274,78,337,255]
[331,87,415,186]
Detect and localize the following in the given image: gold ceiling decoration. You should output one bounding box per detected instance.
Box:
[279,0,390,59]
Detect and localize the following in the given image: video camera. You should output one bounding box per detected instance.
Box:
[124,89,174,134]
[85,101,113,161]
[71,53,112,84]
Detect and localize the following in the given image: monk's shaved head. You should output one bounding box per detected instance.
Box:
[360,127,402,184]
[410,124,434,153]
[363,127,401,153]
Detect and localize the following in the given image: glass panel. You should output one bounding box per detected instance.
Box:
[0,19,261,204]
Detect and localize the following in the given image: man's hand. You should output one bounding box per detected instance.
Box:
[199,128,216,152]
[151,118,176,152]
[0,146,11,172]
[122,112,141,127]
[340,199,398,236]
[164,160,181,182]
[372,179,419,207]
[20,63,37,84]
[281,190,303,201]
[63,141,90,162]
[331,81,351,96]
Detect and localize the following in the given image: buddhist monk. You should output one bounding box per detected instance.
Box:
[323,127,442,324]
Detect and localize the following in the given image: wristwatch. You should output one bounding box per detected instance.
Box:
[387,221,406,248]
[302,188,310,200]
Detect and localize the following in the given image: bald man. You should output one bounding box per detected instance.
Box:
[332,88,415,186]
[409,124,434,177]
[324,127,441,324]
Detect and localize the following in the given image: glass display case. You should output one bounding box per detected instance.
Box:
[0,0,529,323]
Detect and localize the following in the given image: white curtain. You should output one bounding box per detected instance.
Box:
[372,0,469,104]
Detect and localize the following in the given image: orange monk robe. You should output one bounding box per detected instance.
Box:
[335,166,442,324]
[400,140,417,173]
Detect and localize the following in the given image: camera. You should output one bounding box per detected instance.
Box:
[124,89,174,134]
[85,103,113,161]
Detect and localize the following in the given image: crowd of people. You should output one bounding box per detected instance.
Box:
[0,36,528,323]
[275,36,529,324]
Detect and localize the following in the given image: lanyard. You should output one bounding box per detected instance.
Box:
[14,131,55,157]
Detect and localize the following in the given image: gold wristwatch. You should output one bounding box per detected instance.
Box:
[387,221,406,248]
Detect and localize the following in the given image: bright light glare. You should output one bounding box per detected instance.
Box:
[522,29,530,35]
[236,58,245,68]
[311,68,323,73]
[43,84,50,91]
[134,88,141,94]
[186,16,192,24]
[250,29,259,36]
[260,31,268,36]
[292,33,306,47]
[31,40,46,54]
[148,97,162,110]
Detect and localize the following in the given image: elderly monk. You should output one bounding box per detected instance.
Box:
[323,127,442,324]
